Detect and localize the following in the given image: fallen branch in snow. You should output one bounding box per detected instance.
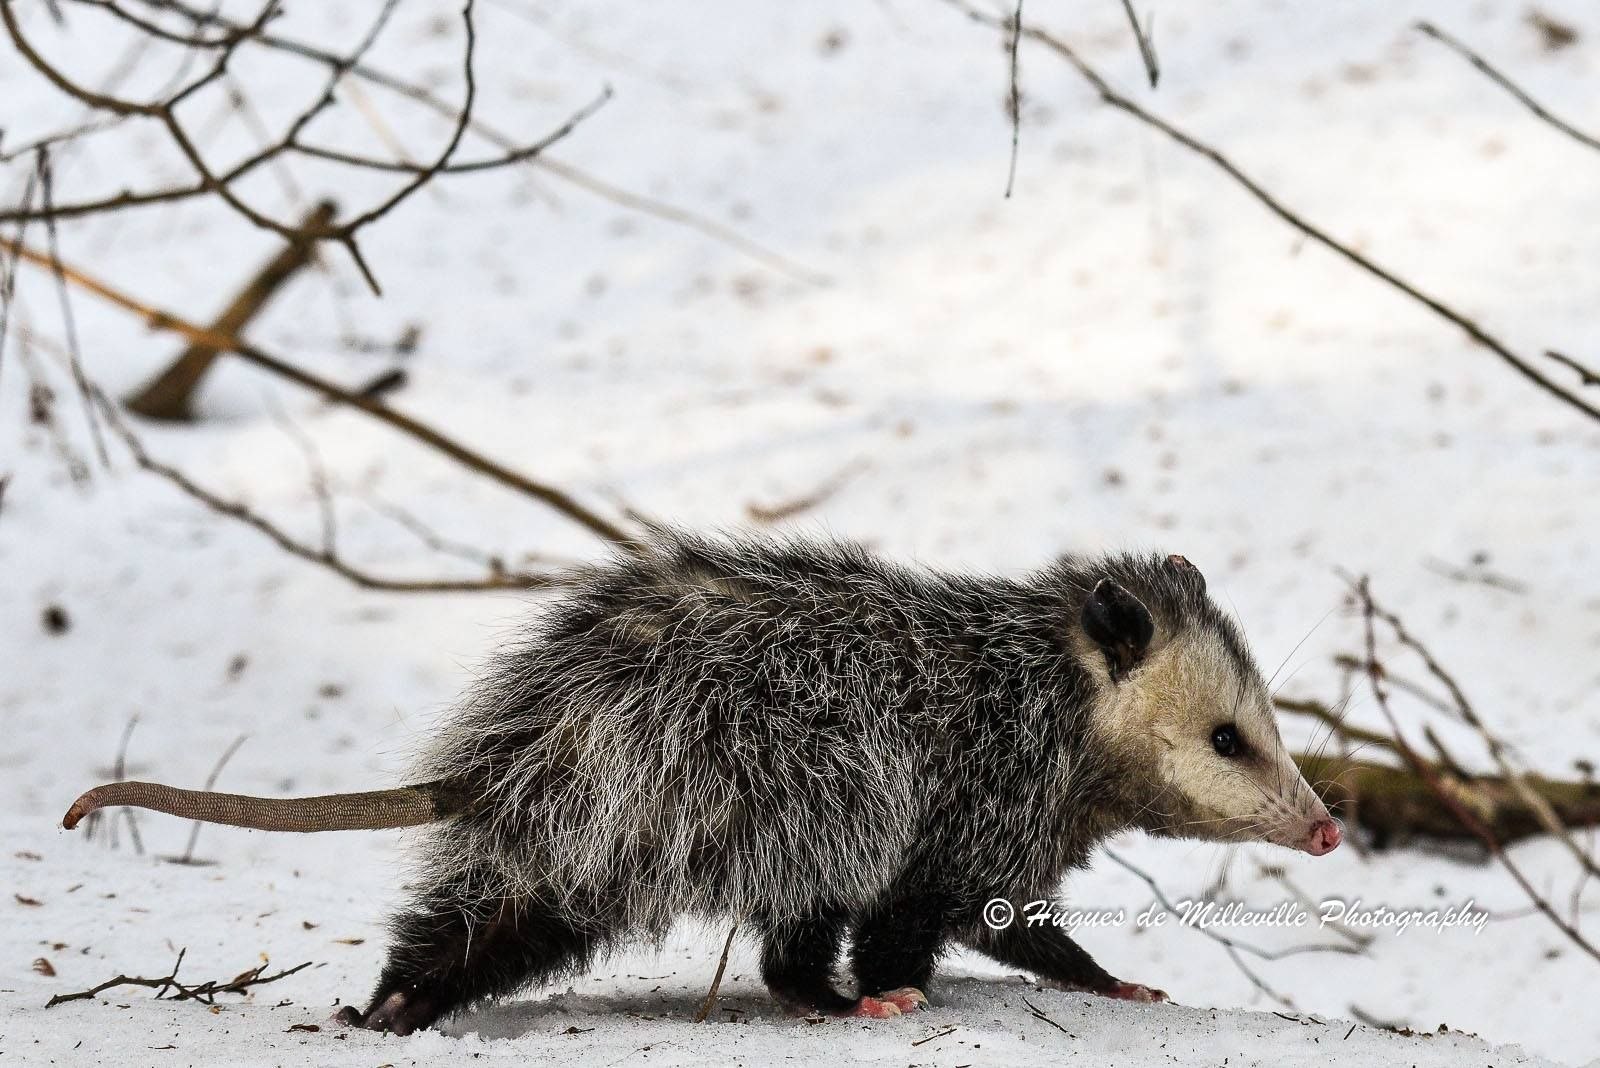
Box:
[45,948,313,1008]
[942,0,1600,426]
[1292,748,1600,850]
[1416,21,1600,156]
[1,241,637,549]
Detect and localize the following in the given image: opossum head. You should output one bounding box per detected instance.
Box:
[1076,555,1341,857]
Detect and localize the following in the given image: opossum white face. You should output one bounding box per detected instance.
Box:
[1080,562,1342,857]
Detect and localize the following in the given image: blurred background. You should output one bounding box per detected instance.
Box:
[2,0,1598,1062]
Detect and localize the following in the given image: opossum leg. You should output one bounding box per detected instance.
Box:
[336,895,607,1035]
[848,886,954,1002]
[758,908,857,1015]
[963,917,1170,1003]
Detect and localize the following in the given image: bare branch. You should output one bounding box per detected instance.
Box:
[1004,0,1023,198]
[0,1,617,295]
[942,0,1600,424]
[0,240,638,546]
[1350,576,1600,966]
[121,0,829,285]
[45,948,313,1008]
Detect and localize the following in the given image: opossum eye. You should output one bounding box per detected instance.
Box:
[1211,724,1241,758]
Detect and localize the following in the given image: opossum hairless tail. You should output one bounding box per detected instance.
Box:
[61,780,471,833]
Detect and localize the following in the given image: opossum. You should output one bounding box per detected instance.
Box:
[64,531,1341,1034]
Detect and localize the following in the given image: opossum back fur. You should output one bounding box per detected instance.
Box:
[410,530,1237,939]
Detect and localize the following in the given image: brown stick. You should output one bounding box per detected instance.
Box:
[125,200,336,421]
[1294,752,1600,847]
[693,922,740,1023]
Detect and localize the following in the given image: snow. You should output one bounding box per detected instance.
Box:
[3,0,1600,1064]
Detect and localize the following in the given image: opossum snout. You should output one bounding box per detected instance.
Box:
[1300,817,1343,856]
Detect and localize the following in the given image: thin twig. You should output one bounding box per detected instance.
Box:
[35,147,109,469]
[1416,21,1600,155]
[1004,0,1024,197]
[693,922,739,1023]
[1546,350,1600,388]
[1104,846,1359,1009]
[1117,0,1159,87]
[177,734,248,864]
[1021,995,1074,1036]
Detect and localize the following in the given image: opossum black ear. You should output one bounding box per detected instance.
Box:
[1166,554,1205,593]
[1081,579,1154,681]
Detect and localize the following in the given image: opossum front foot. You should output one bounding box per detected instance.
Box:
[1043,978,1169,1003]
[1092,980,1168,1003]
[333,990,439,1036]
[876,987,929,1013]
[839,988,928,1018]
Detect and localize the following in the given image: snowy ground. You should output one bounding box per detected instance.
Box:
[3,0,1599,1064]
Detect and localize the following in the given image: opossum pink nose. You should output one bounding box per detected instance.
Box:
[1304,818,1342,856]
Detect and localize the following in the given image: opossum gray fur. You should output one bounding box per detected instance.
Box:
[65,529,1341,1034]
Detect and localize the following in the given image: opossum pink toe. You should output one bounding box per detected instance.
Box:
[1304,818,1343,856]
[876,987,928,1013]
[1104,981,1169,1003]
[841,995,904,1019]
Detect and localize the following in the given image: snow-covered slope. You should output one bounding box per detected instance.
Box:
[3,0,1598,1064]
